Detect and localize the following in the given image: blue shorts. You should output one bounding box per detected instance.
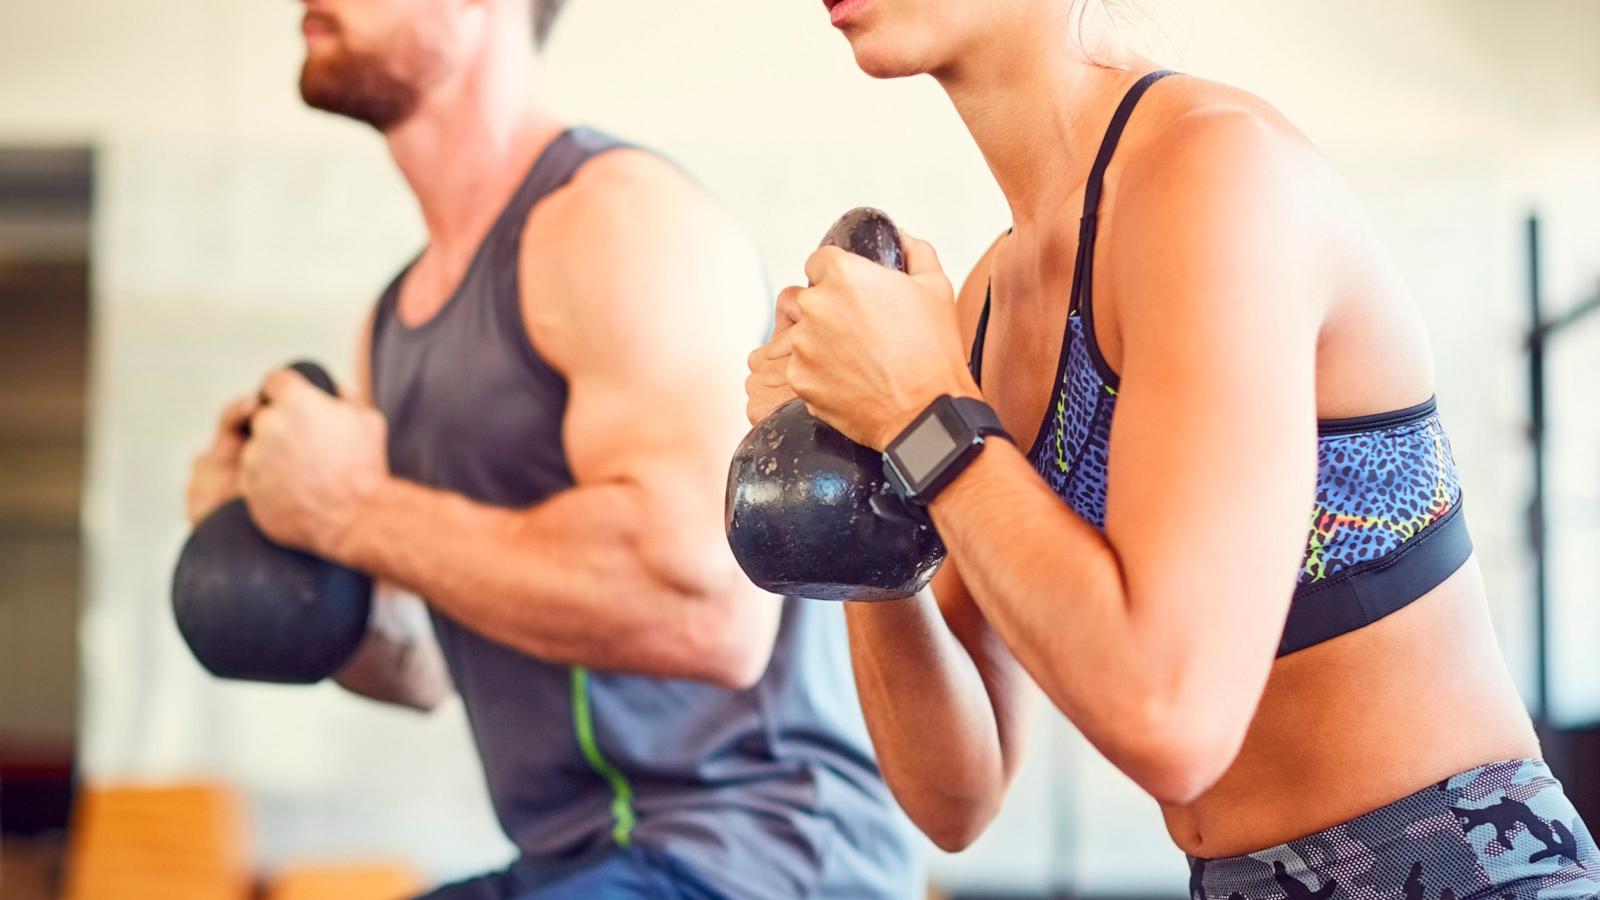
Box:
[1191,759,1600,899]
[416,846,725,900]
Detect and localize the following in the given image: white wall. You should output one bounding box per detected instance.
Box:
[2,0,1598,892]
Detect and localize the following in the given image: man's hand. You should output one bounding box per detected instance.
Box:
[239,367,389,559]
[185,395,260,525]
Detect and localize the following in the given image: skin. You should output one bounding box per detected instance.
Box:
[748,0,1538,856]
[185,0,778,708]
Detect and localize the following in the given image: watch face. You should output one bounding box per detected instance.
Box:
[892,408,963,490]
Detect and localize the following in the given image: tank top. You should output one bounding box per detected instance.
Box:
[371,127,916,897]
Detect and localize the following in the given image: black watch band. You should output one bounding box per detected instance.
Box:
[947,396,1013,444]
[882,395,1014,509]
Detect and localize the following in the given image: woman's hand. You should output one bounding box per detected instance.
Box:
[744,299,801,426]
[768,234,980,450]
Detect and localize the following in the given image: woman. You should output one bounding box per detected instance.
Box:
[745,1,1600,897]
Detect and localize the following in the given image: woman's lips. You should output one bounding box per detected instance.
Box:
[827,0,873,28]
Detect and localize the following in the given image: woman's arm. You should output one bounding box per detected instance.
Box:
[779,111,1332,803]
[838,236,1037,851]
[846,561,1037,851]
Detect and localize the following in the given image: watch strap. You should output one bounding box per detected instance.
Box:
[948,396,1015,446]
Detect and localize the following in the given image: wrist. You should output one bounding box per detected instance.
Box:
[927,439,1004,516]
[326,471,396,567]
[881,393,1013,512]
[877,368,983,451]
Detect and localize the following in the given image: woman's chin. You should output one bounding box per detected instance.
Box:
[848,42,929,80]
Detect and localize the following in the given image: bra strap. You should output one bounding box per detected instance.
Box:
[1069,69,1176,317]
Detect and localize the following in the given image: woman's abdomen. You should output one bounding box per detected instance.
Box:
[1161,557,1539,858]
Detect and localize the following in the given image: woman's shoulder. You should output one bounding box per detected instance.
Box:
[1116,75,1329,202]
[1103,74,1348,259]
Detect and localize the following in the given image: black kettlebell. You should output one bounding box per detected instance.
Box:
[172,361,372,684]
[725,208,946,602]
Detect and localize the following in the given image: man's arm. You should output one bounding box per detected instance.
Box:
[253,152,779,687]
[332,584,453,710]
[331,310,454,710]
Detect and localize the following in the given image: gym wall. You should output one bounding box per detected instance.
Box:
[0,0,1597,894]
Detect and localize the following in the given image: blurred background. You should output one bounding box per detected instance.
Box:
[2,0,1599,897]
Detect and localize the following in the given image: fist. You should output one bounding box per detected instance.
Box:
[744,290,803,426]
[185,395,260,525]
[239,368,389,557]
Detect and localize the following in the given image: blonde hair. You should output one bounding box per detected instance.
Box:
[1072,0,1184,67]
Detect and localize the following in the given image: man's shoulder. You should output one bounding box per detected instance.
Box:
[513,136,765,368]
[525,143,731,248]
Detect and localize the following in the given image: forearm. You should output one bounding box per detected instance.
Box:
[333,475,769,685]
[844,594,1014,850]
[333,588,453,711]
[929,444,1239,802]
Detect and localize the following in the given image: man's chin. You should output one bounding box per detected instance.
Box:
[297,59,418,131]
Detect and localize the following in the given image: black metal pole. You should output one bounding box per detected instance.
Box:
[1528,214,1549,726]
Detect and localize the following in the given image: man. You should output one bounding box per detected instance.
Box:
[183,0,917,896]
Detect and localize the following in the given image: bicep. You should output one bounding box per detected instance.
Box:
[1104,115,1326,661]
[531,155,773,596]
[554,244,761,505]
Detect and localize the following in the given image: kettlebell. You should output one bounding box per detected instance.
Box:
[172,361,372,683]
[725,208,946,602]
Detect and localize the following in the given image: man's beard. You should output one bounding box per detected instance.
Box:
[299,45,425,132]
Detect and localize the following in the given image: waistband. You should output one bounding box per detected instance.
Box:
[1189,759,1600,900]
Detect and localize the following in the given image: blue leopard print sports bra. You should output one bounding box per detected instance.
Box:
[969,71,1473,657]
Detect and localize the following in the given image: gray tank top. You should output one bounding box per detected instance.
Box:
[370,128,917,898]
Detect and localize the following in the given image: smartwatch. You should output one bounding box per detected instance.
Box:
[882,395,1014,508]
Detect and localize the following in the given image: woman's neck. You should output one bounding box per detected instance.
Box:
[937,7,1146,235]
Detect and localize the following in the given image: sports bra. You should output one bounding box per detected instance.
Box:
[968,71,1473,657]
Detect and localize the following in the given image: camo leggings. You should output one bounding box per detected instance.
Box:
[1191,759,1600,900]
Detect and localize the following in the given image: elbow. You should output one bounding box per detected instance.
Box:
[892,776,1006,853]
[1139,746,1232,807]
[402,676,453,714]
[924,815,992,854]
[683,566,777,692]
[1116,691,1248,806]
[698,633,771,691]
[914,794,1004,852]
[333,667,453,714]
[641,523,776,690]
